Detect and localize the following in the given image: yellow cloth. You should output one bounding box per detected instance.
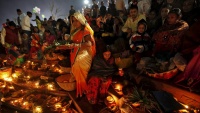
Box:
[71,50,92,97]
[122,14,146,33]
[36,19,42,30]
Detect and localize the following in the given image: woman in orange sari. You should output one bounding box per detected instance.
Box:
[70,12,96,97]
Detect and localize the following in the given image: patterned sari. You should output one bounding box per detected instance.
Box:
[70,27,96,97]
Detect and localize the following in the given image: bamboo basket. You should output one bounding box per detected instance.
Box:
[56,74,76,91]
[0,67,12,79]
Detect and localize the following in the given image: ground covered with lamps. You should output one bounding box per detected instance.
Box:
[0,57,199,113]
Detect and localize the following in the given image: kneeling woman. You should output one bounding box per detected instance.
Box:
[86,47,118,104]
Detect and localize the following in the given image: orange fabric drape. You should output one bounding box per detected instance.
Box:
[70,27,96,97]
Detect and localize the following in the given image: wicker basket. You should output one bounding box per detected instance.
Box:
[45,53,58,61]
[56,74,76,91]
[0,67,12,79]
[59,66,71,74]
[146,68,179,80]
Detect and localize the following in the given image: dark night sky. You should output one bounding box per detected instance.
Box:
[0,0,128,29]
[0,0,83,29]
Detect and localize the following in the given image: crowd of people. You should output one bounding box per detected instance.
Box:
[1,0,200,105]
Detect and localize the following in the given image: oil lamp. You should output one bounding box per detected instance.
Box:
[33,106,43,113]
[47,83,55,91]
[113,83,123,95]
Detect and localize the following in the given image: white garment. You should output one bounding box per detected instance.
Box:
[21,15,31,31]
[19,13,26,26]
[137,0,151,15]
[116,0,125,11]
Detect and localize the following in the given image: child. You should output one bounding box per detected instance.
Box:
[129,19,152,63]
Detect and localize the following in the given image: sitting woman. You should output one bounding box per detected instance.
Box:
[152,8,189,60]
[86,46,119,104]
[43,30,56,45]
[41,30,56,52]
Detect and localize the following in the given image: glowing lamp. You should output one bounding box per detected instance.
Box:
[33,106,43,113]
[84,0,89,4]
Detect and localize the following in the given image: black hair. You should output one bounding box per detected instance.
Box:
[149,8,158,16]
[129,4,138,10]
[8,21,16,27]
[44,29,51,34]
[27,11,32,15]
[169,8,182,18]
[102,45,111,53]
[16,9,21,12]
[137,19,147,30]
[161,3,172,10]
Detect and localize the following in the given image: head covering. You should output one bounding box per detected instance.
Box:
[137,19,147,31]
[73,12,87,26]
[72,12,94,36]
[169,8,182,17]
[71,12,96,57]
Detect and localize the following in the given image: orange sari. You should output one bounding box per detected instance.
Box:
[70,27,96,97]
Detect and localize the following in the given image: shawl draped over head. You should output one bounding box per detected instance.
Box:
[71,12,96,57]
[71,12,94,36]
[88,54,117,79]
[70,12,96,97]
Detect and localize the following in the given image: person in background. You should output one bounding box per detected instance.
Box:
[182,0,200,26]
[43,18,47,24]
[85,13,92,26]
[146,9,158,37]
[122,5,146,34]
[151,0,164,13]
[16,9,26,27]
[29,33,41,58]
[113,17,123,38]
[1,21,21,50]
[164,0,182,9]
[84,6,91,17]
[137,0,151,15]
[155,4,172,30]
[68,12,96,98]
[108,0,117,17]
[115,0,126,16]
[118,10,127,25]
[21,11,32,51]
[61,25,70,40]
[1,21,24,64]
[43,30,56,45]
[152,8,189,60]
[32,15,42,31]
[6,19,10,26]
[69,5,76,16]
[91,0,99,18]
[100,1,107,17]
